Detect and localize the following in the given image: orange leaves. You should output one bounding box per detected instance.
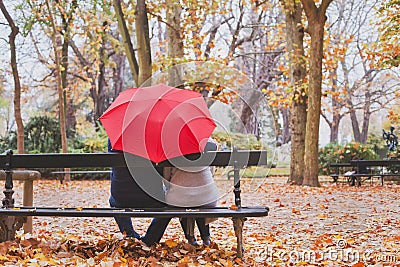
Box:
[229,205,238,210]
[319,204,328,209]
[7,180,400,266]
[165,239,178,248]
[292,208,301,214]
[0,236,237,266]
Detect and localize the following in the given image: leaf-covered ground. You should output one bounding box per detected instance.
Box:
[1,177,400,266]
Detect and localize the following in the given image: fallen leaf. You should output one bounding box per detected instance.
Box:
[229,205,238,210]
[292,208,301,214]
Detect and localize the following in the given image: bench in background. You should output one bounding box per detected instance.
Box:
[350,159,400,186]
[50,170,111,183]
[328,163,352,183]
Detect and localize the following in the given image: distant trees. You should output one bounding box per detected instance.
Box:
[322,0,398,144]
[0,0,397,190]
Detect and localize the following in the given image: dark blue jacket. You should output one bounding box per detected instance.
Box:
[108,140,165,208]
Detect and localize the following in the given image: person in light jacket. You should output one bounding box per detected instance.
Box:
[164,139,220,246]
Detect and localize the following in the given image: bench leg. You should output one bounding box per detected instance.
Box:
[0,215,26,242]
[357,177,362,186]
[232,217,246,258]
[23,180,34,233]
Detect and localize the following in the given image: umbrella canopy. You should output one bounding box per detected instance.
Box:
[99,84,216,163]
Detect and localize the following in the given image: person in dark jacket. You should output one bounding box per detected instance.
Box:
[108,140,171,245]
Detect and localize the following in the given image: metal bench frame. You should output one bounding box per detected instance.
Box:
[0,148,269,258]
[329,160,400,186]
[350,159,400,186]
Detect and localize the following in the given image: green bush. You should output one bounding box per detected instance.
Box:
[319,142,378,175]
[80,125,108,153]
[387,147,400,159]
[0,116,62,154]
[0,117,108,155]
[25,116,62,153]
[0,131,16,153]
[211,131,264,150]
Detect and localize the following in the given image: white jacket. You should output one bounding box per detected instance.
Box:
[164,166,219,208]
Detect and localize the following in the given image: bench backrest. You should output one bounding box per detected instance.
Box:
[1,150,268,209]
[350,160,400,167]
[0,150,268,169]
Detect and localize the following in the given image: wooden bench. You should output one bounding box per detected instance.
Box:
[0,148,269,258]
[329,163,352,183]
[350,159,400,186]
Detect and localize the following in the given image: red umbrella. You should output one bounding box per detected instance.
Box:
[99,84,216,163]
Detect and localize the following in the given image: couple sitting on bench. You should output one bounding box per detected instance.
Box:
[108,139,219,246]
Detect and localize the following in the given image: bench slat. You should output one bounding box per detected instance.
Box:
[0,206,269,218]
[0,151,267,169]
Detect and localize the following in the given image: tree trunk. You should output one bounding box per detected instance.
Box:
[59,1,77,138]
[330,67,341,143]
[240,92,263,135]
[359,83,372,143]
[166,0,184,86]
[280,108,291,144]
[301,0,332,187]
[45,0,68,167]
[330,117,339,142]
[113,0,139,85]
[46,0,69,182]
[112,52,126,97]
[135,0,152,86]
[0,1,24,154]
[282,0,307,185]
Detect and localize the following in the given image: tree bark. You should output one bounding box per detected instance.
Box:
[166,0,184,86]
[59,0,78,138]
[300,0,332,187]
[45,1,68,152]
[329,67,341,143]
[113,0,139,85]
[281,0,307,185]
[0,0,24,154]
[45,0,69,180]
[135,0,152,86]
[280,108,291,144]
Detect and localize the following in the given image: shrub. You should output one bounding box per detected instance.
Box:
[387,148,400,159]
[319,142,378,175]
[211,131,264,150]
[0,116,61,154]
[25,116,61,153]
